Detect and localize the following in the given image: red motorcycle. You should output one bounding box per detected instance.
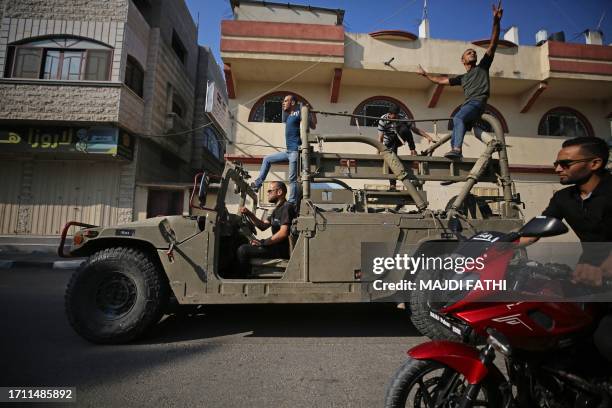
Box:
[385,216,612,408]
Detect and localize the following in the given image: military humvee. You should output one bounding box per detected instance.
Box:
[60,106,524,344]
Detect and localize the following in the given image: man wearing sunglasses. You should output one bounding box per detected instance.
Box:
[237,181,297,275]
[521,136,612,360]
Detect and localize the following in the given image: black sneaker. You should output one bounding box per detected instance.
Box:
[444,150,462,160]
[250,182,260,193]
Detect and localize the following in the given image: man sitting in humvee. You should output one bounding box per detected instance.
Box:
[237,181,297,275]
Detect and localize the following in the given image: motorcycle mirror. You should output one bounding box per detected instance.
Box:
[519,216,568,238]
[198,172,209,206]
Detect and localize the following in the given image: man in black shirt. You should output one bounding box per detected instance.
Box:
[417,2,503,160]
[237,181,296,275]
[521,136,612,360]
[378,105,433,190]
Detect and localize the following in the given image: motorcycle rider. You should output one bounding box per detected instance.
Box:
[520,136,612,361]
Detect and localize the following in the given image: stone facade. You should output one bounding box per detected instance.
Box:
[118,86,146,134]
[0,83,121,122]
[3,0,129,21]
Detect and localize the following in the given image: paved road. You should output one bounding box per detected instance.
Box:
[0,267,428,407]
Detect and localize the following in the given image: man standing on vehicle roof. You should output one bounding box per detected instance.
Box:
[520,136,612,361]
[237,181,296,276]
[250,94,317,204]
[417,1,503,160]
[378,105,434,190]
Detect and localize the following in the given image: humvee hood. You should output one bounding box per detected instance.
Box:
[87,216,201,248]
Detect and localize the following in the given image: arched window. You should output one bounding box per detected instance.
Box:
[6,36,112,81]
[538,107,594,138]
[447,104,509,133]
[249,91,311,123]
[125,56,144,97]
[351,96,413,127]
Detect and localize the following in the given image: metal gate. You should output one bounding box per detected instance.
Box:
[0,161,23,235]
[0,160,123,235]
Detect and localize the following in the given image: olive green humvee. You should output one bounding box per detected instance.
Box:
[61,107,524,344]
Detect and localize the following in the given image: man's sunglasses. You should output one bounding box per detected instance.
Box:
[266,188,279,193]
[553,157,597,169]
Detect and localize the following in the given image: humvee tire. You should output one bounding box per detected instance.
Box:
[65,247,169,344]
[409,292,458,341]
[409,268,459,341]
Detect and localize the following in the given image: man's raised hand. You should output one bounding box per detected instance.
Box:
[492,0,503,21]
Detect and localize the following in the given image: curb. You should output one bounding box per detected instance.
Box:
[0,259,84,269]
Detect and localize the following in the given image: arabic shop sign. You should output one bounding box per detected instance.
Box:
[0,126,134,160]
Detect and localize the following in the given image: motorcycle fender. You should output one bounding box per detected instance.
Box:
[408,341,488,384]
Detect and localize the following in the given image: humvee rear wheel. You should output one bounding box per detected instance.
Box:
[65,247,169,344]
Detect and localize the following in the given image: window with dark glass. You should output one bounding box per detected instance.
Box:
[257,94,283,123]
[249,92,311,123]
[172,95,185,118]
[204,127,221,159]
[13,48,42,78]
[351,98,411,127]
[60,51,83,80]
[84,50,110,80]
[133,0,153,26]
[6,37,112,81]
[124,56,144,97]
[42,50,60,79]
[171,30,187,64]
[538,109,590,138]
[4,46,16,78]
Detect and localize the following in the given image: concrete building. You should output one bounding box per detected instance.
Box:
[221,0,612,238]
[0,0,226,237]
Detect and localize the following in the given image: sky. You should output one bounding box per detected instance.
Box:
[186,0,611,67]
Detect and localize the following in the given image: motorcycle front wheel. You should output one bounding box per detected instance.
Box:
[384,357,503,408]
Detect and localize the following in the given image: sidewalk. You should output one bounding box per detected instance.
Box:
[0,235,84,269]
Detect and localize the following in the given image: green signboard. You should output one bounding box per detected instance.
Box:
[0,126,134,160]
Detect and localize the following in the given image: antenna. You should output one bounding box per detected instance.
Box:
[596,10,606,31]
[422,0,428,21]
[196,11,200,38]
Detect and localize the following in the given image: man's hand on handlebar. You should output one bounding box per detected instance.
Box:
[573,263,604,287]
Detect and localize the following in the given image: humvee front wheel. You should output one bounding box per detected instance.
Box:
[65,247,169,344]
[409,267,460,342]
